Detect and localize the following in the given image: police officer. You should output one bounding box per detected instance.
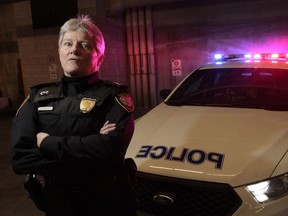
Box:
[11,15,136,216]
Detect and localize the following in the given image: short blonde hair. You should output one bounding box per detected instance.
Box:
[58,15,105,56]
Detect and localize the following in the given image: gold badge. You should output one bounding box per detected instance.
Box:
[116,93,134,112]
[80,98,96,113]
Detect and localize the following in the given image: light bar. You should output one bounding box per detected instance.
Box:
[214,53,288,63]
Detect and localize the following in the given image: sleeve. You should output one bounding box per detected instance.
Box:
[39,92,135,168]
[11,95,57,175]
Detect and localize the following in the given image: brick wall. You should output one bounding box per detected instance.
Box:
[0,3,19,104]
[12,0,128,98]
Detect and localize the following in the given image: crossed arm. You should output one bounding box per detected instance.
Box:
[36,121,116,147]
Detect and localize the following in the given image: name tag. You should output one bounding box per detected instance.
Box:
[38,106,53,111]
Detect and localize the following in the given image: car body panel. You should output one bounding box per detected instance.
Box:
[128,103,288,187]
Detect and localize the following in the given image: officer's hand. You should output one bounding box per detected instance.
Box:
[36,132,49,147]
[100,121,116,135]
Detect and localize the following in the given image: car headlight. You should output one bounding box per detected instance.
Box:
[246,173,288,203]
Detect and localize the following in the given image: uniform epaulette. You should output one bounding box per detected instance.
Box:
[103,80,128,91]
[30,81,63,103]
[31,81,60,90]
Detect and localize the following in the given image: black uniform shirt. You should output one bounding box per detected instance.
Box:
[11,73,134,185]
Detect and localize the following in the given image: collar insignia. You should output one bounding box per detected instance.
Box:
[80,97,96,113]
[40,90,49,96]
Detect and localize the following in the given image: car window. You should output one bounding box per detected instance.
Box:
[167,68,288,110]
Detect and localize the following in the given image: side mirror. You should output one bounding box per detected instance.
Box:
[160,89,172,100]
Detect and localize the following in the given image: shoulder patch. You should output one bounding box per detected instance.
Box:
[115,93,134,112]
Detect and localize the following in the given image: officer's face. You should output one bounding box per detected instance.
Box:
[58,30,103,77]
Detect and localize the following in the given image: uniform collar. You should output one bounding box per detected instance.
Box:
[62,72,102,95]
[62,72,99,83]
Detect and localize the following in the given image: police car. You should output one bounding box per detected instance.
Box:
[126,53,288,216]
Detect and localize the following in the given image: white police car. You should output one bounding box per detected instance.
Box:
[126,53,288,216]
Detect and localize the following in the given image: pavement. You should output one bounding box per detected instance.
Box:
[0,107,149,216]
